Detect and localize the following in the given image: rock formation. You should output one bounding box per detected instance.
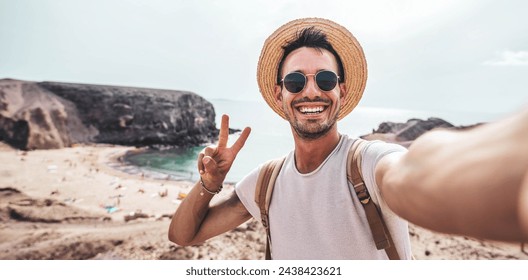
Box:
[361,117,481,147]
[0,79,218,150]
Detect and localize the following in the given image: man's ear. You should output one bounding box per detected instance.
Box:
[339,83,347,104]
[274,85,282,102]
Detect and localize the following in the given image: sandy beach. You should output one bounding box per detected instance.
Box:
[0,142,526,260]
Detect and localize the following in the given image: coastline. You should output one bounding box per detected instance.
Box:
[0,142,526,260]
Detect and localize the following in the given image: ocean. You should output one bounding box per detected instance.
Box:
[125,99,502,183]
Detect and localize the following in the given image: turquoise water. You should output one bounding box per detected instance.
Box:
[125,99,502,183]
[125,146,203,181]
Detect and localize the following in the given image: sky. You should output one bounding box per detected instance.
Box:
[1,0,527,116]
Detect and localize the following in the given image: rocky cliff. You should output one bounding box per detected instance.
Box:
[0,79,218,150]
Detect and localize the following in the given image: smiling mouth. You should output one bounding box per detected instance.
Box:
[297,106,328,115]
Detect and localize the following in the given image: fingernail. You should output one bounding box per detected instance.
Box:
[203,157,210,164]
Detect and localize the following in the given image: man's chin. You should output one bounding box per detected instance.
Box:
[292,123,333,140]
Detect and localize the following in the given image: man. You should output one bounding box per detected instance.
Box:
[168,17,528,259]
[169,18,411,260]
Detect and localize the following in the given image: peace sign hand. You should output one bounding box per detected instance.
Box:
[197,114,251,190]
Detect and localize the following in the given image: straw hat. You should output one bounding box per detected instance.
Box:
[257,18,367,120]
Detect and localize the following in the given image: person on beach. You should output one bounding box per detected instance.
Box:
[168,17,528,259]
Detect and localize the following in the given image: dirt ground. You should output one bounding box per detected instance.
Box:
[0,143,526,260]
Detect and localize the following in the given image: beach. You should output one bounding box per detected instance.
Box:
[0,142,526,260]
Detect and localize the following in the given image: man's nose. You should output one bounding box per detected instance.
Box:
[303,75,321,99]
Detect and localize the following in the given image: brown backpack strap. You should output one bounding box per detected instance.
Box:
[255,157,286,260]
[347,139,401,260]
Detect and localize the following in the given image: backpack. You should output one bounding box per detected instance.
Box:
[254,138,400,260]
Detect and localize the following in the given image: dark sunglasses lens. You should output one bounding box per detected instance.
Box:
[316,71,338,91]
[283,72,305,93]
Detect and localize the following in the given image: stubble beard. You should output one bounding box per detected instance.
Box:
[283,101,339,140]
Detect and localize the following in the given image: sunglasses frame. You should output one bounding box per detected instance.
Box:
[280,70,341,94]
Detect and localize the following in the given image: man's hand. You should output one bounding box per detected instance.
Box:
[169,114,252,245]
[197,114,251,189]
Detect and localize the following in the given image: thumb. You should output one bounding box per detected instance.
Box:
[202,156,218,175]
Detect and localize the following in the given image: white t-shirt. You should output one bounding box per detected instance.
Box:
[235,135,412,260]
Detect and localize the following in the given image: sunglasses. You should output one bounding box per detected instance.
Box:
[280,70,340,94]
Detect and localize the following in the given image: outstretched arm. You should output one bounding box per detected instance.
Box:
[377,107,528,242]
[168,115,252,246]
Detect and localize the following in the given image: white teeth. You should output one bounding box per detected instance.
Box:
[299,106,324,114]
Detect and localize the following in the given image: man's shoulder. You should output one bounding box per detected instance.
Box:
[339,133,405,150]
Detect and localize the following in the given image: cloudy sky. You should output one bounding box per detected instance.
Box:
[1,0,527,115]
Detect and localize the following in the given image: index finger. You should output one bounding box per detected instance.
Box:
[217,114,229,148]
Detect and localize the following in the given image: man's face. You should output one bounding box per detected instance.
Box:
[275,47,346,140]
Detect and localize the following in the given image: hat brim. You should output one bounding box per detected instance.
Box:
[257,17,367,121]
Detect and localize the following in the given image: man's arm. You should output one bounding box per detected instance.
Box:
[168,115,252,246]
[168,183,251,246]
[376,107,528,242]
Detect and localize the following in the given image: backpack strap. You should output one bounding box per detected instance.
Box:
[254,157,286,260]
[347,139,401,260]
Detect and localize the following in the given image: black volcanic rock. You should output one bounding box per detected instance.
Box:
[0,79,218,150]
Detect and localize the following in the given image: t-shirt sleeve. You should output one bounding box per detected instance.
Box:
[360,140,407,205]
[235,165,262,221]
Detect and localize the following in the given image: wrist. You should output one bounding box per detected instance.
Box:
[199,176,223,196]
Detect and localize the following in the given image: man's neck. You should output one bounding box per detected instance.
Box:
[292,127,341,174]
